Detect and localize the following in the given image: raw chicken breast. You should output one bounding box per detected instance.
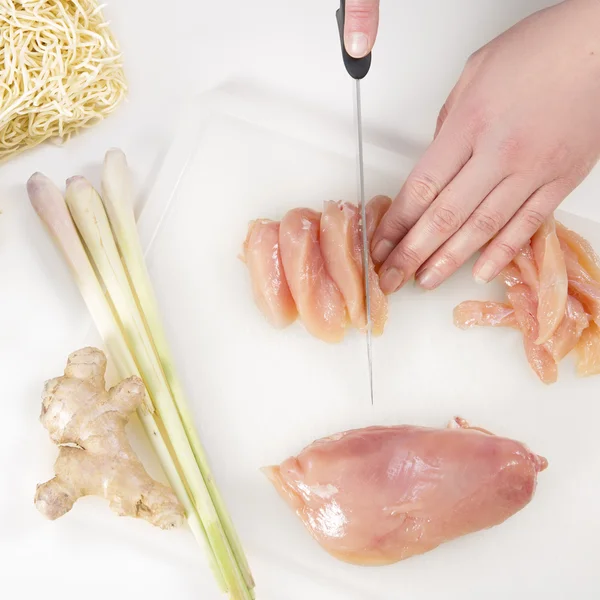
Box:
[320,200,387,335]
[513,243,539,297]
[556,221,600,283]
[264,418,547,566]
[544,296,589,362]
[531,217,568,344]
[506,284,558,384]
[453,301,517,329]
[576,322,600,376]
[242,219,298,328]
[562,241,600,325]
[279,208,347,343]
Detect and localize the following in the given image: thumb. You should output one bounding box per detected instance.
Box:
[344,0,380,58]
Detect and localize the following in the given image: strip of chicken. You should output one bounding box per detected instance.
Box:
[506,283,558,384]
[544,296,589,362]
[320,200,387,335]
[453,301,517,329]
[279,208,347,343]
[556,221,600,283]
[263,418,547,566]
[513,243,539,298]
[576,322,600,376]
[242,219,298,328]
[561,241,600,325]
[531,217,568,344]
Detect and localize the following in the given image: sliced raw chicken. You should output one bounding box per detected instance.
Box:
[561,241,600,325]
[506,284,558,384]
[513,243,539,297]
[500,263,524,287]
[279,208,347,343]
[242,219,298,328]
[320,201,387,335]
[556,221,600,283]
[531,217,568,344]
[544,296,589,362]
[365,195,392,245]
[453,301,517,329]
[263,418,547,566]
[455,217,600,382]
[575,322,600,377]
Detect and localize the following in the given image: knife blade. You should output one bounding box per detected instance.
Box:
[335,1,374,405]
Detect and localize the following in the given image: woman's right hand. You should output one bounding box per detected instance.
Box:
[343,0,380,58]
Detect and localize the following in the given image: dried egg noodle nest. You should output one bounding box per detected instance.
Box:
[0,0,127,162]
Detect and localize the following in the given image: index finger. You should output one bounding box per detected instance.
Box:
[344,0,380,58]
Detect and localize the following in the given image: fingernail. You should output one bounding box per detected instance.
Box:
[416,267,442,290]
[372,239,395,264]
[474,260,497,284]
[346,32,369,58]
[379,267,404,294]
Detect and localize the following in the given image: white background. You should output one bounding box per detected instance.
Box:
[2,1,599,599]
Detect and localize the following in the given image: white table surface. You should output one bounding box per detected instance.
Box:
[2,1,599,599]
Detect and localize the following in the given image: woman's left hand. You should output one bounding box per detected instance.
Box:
[371,0,600,294]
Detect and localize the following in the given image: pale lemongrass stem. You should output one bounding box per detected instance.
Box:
[102,148,254,593]
[65,177,250,600]
[26,173,225,592]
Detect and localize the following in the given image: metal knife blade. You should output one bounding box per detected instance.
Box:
[336,0,374,404]
[353,78,374,405]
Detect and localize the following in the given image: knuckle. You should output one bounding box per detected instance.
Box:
[465,51,480,71]
[430,205,462,235]
[566,161,593,184]
[465,45,489,71]
[462,103,491,139]
[493,240,519,261]
[380,211,409,241]
[496,135,523,165]
[470,209,504,236]
[436,103,449,129]
[395,243,422,270]
[345,0,378,20]
[539,141,569,171]
[406,172,441,207]
[521,207,546,231]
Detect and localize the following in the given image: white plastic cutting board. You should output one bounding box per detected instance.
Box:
[134,86,600,599]
[5,86,599,600]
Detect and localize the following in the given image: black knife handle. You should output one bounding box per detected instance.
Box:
[336,0,372,80]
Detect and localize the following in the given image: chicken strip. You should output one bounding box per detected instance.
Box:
[576,322,600,377]
[556,221,600,283]
[561,241,600,325]
[263,418,547,566]
[242,219,298,328]
[279,208,347,343]
[320,200,387,335]
[506,284,558,384]
[531,217,568,344]
[544,296,589,362]
[453,301,517,329]
[513,243,539,297]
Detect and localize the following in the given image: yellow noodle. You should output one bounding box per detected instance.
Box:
[0,0,127,162]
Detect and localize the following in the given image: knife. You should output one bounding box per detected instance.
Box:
[335,1,374,405]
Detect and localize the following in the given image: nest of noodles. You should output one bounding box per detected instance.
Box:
[0,0,127,162]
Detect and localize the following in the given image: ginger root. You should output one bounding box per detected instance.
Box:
[34,347,185,529]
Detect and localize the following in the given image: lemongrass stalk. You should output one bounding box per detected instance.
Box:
[64,177,251,600]
[26,173,224,591]
[102,148,254,593]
